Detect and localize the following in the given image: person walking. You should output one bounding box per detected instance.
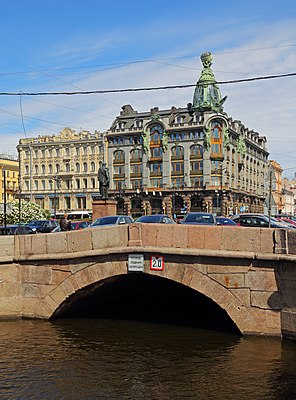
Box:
[60,213,71,231]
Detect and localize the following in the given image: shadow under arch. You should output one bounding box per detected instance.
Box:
[41,260,262,335]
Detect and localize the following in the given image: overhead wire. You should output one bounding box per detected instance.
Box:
[0,71,294,96]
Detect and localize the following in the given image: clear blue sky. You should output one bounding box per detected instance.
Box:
[0,0,296,178]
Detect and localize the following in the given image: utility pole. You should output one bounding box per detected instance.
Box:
[3,168,7,230]
[29,145,33,202]
[268,169,272,228]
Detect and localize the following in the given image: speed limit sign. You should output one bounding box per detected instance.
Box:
[150,255,164,271]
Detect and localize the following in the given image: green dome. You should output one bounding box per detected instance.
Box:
[192,52,227,113]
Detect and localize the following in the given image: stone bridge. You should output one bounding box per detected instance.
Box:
[0,224,295,340]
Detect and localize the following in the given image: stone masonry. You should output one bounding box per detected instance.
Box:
[0,225,295,340]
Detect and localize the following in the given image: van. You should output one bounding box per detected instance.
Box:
[68,211,92,221]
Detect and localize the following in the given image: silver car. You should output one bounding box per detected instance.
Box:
[90,215,134,227]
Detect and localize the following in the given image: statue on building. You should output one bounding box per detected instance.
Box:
[191,51,227,113]
[98,161,110,198]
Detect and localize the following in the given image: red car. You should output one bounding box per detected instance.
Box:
[276,217,296,227]
[70,221,90,230]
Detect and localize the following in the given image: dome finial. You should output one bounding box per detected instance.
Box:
[191,51,227,113]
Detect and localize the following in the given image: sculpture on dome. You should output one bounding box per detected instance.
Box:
[191,52,227,114]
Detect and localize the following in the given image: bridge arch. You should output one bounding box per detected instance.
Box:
[35,258,260,335]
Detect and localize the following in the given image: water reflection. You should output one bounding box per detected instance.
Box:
[0,319,295,399]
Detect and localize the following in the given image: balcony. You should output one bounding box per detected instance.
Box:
[113,173,125,179]
[113,159,125,165]
[171,155,184,161]
[190,171,203,176]
[150,171,162,178]
[130,157,142,163]
[171,171,184,176]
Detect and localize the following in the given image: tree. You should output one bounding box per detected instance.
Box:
[0,201,50,225]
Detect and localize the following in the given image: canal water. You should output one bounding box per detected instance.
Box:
[0,319,295,400]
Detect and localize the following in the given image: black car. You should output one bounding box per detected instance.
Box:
[231,214,293,229]
[216,216,237,226]
[182,212,216,225]
[0,225,36,235]
[135,214,175,224]
[27,219,59,233]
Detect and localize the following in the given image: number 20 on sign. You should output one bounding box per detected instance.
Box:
[150,256,164,271]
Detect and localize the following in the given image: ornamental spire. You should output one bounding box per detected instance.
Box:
[191,52,227,113]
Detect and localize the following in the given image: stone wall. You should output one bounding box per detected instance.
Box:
[0,225,295,340]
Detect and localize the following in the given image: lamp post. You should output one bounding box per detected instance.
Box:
[172,185,176,219]
[3,168,7,230]
[53,177,60,219]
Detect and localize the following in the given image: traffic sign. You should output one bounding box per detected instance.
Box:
[128,254,144,272]
[150,255,164,271]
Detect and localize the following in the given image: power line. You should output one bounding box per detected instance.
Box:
[1,42,295,77]
[0,72,294,96]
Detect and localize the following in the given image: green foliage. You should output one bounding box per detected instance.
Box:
[0,201,48,225]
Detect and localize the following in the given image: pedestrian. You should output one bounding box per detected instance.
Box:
[60,213,71,231]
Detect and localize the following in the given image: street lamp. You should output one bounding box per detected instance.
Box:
[53,178,60,219]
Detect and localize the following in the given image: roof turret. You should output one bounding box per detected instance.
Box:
[191,51,227,113]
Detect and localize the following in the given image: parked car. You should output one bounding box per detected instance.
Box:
[0,224,36,235]
[181,212,216,225]
[274,214,296,223]
[135,214,175,224]
[27,219,59,233]
[216,216,237,226]
[231,214,293,229]
[90,215,134,228]
[71,220,91,230]
[51,220,91,233]
[276,217,296,227]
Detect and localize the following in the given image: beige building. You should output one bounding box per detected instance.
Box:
[269,160,284,214]
[17,128,104,215]
[0,155,19,204]
[282,176,296,215]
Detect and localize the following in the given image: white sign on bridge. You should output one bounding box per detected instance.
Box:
[128,254,144,272]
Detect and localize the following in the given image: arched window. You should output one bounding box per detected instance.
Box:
[210,120,223,155]
[56,164,60,173]
[25,165,29,175]
[113,150,125,161]
[171,146,184,158]
[41,164,46,174]
[130,148,142,160]
[48,164,53,174]
[34,165,38,174]
[190,145,203,157]
[76,163,80,173]
[91,162,96,172]
[65,163,70,172]
[150,124,163,142]
[83,162,87,172]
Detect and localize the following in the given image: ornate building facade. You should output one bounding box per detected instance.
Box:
[17,128,104,215]
[105,52,269,219]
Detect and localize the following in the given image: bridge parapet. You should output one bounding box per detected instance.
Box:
[12,224,296,261]
[0,224,295,340]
